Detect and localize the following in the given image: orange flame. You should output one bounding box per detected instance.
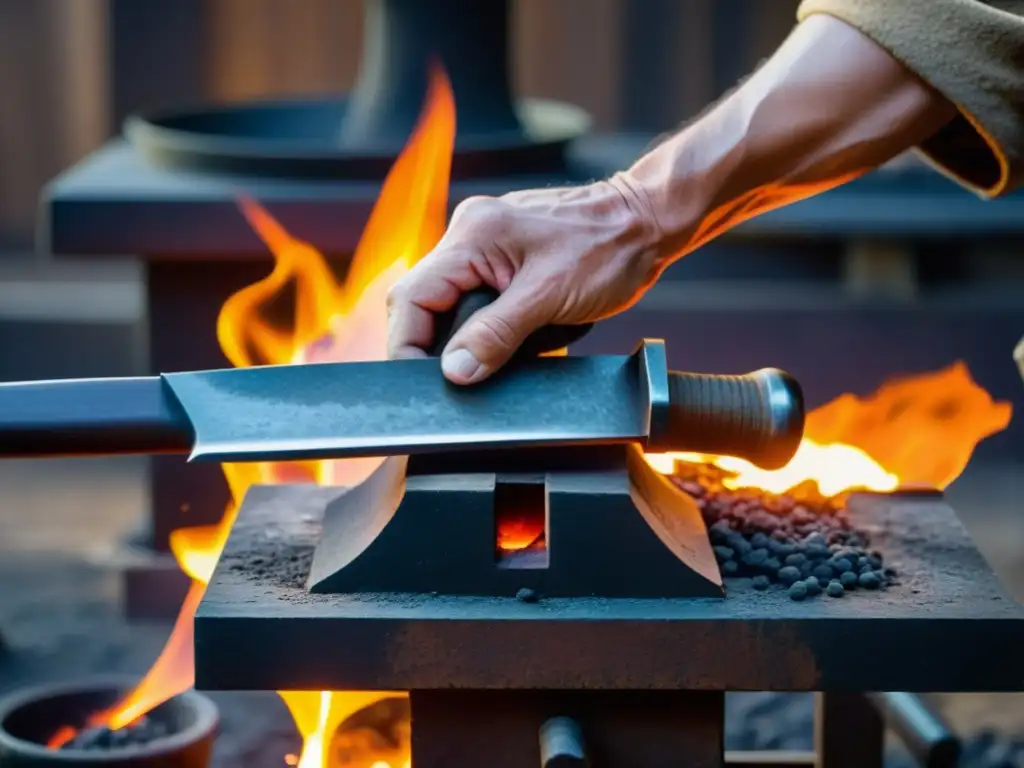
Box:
[48,66,454,766]
[647,362,1011,496]
[212,62,453,768]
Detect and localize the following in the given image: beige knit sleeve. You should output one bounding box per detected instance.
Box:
[797,0,1024,198]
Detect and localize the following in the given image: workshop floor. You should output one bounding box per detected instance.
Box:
[0,456,1021,766]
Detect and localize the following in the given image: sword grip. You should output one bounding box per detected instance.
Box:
[429,287,594,358]
[664,368,804,470]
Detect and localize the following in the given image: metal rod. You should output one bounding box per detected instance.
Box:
[0,376,192,458]
[867,692,961,768]
[539,716,588,767]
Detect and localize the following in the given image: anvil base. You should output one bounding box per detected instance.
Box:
[195,486,1024,693]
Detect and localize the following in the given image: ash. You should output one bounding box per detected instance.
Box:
[224,540,314,590]
[672,464,894,600]
[61,715,167,751]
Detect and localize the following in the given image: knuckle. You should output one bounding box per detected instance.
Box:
[473,314,520,354]
[450,195,504,232]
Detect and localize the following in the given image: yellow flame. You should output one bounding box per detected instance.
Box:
[211,63,454,768]
[647,440,898,497]
[78,64,455,768]
[647,361,1011,498]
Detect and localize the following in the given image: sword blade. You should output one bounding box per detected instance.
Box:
[164,353,647,463]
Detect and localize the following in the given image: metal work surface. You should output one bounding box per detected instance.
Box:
[165,353,645,462]
[196,485,1024,693]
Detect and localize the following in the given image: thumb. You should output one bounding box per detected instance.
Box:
[440,284,553,385]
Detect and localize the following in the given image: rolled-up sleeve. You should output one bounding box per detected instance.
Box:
[797,0,1024,197]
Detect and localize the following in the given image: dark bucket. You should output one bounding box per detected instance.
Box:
[0,677,217,767]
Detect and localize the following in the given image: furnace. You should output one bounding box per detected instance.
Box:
[24,3,1024,764]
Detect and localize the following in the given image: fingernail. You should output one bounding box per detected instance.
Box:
[442,348,486,383]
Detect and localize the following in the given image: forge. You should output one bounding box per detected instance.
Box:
[38,0,1024,633]
[196,447,1024,768]
[40,0,647,621]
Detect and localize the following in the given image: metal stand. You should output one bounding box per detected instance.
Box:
[410,690,724,768]
[405,690,956,768]
[815,693,885,768]
[308,445,722,598]
[725,692,959,768]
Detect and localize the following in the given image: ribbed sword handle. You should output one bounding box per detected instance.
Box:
[665,368,805,470]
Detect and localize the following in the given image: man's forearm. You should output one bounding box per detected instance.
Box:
[623,13,957,262]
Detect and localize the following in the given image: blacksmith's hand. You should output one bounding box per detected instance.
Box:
[387,14,956,386]
[386,180,666,384]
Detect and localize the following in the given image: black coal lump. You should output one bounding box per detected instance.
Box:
[788,581,808,601]
[830,557,853,573]
[826,580,846,598]
[667,469,892,599]
[811,564,834,581]
[777,566,802,585]
[858,571,881,590]
[713,545,735,562]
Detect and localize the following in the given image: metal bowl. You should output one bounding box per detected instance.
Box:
[0,677,217,767]
[125,96,591,181]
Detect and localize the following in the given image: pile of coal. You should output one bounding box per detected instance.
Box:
[59,716,168,750]
[671,463,895,601]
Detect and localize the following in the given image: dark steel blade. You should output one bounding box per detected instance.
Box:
[163,352,649,463]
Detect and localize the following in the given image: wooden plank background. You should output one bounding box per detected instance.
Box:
[0,0,799,248]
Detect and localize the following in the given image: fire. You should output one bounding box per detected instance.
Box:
[496,519,545,552]
[647,362,1012,497]
[47,66,453,765]
[210,62,453,768]
[45,56,1013,766]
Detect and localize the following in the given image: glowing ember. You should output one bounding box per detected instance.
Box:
[496,519,545,552]
[648,362,1011,497]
